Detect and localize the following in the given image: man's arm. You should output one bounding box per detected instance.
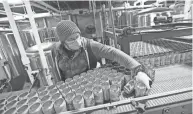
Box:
[90,40,141,70]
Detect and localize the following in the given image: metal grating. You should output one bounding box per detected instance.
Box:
[92,64,192,114]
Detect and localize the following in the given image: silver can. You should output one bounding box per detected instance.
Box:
[0,98,6,105]
[29,102,43,114]
[110,85,121,102]
[134,81,147,97]
[19,92,29,100]
[83,90,95,107]
[37,86,47,94]
[65,78,73,84]
[80,80,88,88]
[175,52,181,64]
[58,83,68,92]
[4,107,17,114]
[68,80,76,87]
[47,85,57,91]
[38,90,49,99]
[101,82,110,102]
[0,110,4,114]
[16,105,29,114]
[61,87,71,97]
[27,91,38,99]
[51,93,62,101]
[84,83,93,91]
[65,92,76,111]
[42,101,56,114]
[41,95,51,105]
[71,84,80,92]
[93,86,104,105]
[54,98,67,113]
[73,95,85,110]
[56,81,65,89]
[28,97,40,106]
[76,87,85,96]
[0,104,4,110]
[7,95,18,103]
[16,99,28,109]
[5,100,17,110]
[49,88,59,96]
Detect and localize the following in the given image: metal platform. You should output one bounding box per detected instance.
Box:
[90,63,192,114]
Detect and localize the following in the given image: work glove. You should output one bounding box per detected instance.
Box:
[135,71,152,90]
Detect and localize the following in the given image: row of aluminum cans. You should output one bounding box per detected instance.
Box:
[130,39,192,57]
[0,66,152,113]
[135,50,192,68]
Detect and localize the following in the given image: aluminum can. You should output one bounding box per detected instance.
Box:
[58,83,68,92]
[61,87,71,97]
[76,87,85,96]
[51,93,62,101]
[73,95,85,110]
[0,98,6,105]
[54,98,67,113]
[38,90,48,99]
[49,88,59,96]
[100,76,109,84]
[160,53,166,66]
[5,100,17,110]
[42,101,56,114]
[37,86,47,94]
[110,85,121,102]
[0,109,4,114]
[19,92,29,100]
[83,90,95,107]
[29,102,43,114]
[80,80,89,88]
[68,80,76,87]
[175,52,181,64]
[65,78,73,84]
[134,81,147,97]
[165,53,171,65]
[65,92,76,111]
[84,83,93,91]
[149,54,155,67]
[170,52,175,64]
[28,97,40,106]
[41,95,51,105]
[124,79,135,95]
[7,95,18,103]
[27,91,38,99]
[56,81,65,89]
[180,52,186,63]
[16,105,29,114]
[16,98,28,109]
[71,84,80,92]
[101,82,110,102]
[47,85,57,91]
[0,104,4,110]
[4,107,17,114]
[93,86,104,105]
[93,79,101,87]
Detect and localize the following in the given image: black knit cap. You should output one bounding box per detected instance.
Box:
[55,20,81,41]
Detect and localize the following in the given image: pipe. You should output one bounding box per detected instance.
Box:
[108,1,117,48]
[23,0,53,86]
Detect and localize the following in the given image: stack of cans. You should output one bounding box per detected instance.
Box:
[131,39,192,68]
[0,63,155,113]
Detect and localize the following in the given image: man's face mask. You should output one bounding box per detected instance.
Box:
[64,34,82,51]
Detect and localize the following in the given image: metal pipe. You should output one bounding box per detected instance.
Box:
[108,1,117,48]
[23,0,53,86]
[2,0,33,83]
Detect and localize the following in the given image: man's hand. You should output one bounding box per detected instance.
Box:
[135,72,152,89]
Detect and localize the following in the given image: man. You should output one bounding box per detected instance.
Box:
[52,20,152,89]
